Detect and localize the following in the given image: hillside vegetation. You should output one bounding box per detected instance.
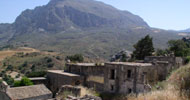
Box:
[0,47,66,81]
[0,47,39,61]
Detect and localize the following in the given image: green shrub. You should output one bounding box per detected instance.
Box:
[14,77,33,87]
[15,74,20,78]
[56,56,61,60]
[185,56,190,64]
[31,64,36,71]
[45,57,52,63]
[13,81,21,87]
[0,72,5,77]
[65,54,84,62]
[47,63,54,68]
[26,71,47,77]
[22,61,28,67]
[0,79,2,84]
[6,65,13,71]
[3,75,14,85]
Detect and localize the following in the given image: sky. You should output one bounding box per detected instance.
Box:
[0,0,190,30]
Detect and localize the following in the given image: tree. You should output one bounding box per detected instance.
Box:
[14,77,33,87]
[132,35,154,60]
[6,65,13,71]
[156,49,171,56]
[3,75,14,85]
[65,54,84,62]
[168,40,190,57]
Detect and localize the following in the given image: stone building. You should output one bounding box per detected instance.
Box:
[104,62,154,94]
[144,56,184,80]
[65,63,105,91]
[47,70,84,94]
[0,83,52,100]
[47,57,184,96]
[144,56,183,68]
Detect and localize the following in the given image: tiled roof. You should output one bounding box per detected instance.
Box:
[7,84,52,100]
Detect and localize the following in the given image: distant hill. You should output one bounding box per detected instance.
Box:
[0,0,181,59]
[180,28,190,32]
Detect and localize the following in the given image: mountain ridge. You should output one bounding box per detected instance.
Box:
[0,0,181,59]
[180,28,190,32]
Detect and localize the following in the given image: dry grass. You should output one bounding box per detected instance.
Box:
[87,76,104,84]
[0,47,39,61]
[128,85,186,100]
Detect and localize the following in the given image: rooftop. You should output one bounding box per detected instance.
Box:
[105,62,152,67]
[15,77,46,81]
[6,84,52,100]
[48,70,80,77]
[67,63,96,66]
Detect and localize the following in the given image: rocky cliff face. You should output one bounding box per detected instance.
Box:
[12,0,148,34]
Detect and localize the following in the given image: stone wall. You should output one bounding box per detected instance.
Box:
[30,78,47,86]
[47,70,83,94]
[56,85,82,98]
[144,56,184,68]
[104,62,153,94]
[0,92,10,100]
[66,63,104,77]
[66,63,105,92]
[19,94,52,100]
[144,56,184,80]
[86,81,104,92]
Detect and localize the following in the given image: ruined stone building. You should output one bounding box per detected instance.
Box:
[104,62,154,94]
[144,56,183,68]
[144,56,184,80]
[0,83,52,100]
[47,62,157,95]
[47,63,105,94]
[46,55,184,96]
[47,70,83,94]
[65,63,105,91]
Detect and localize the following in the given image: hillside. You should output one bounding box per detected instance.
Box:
[180,28,190,32]
[0,48,66,79]
[0,0,181,59]
[0,47,39,61]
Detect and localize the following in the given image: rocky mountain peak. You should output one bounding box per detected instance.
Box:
[12,0,149,34]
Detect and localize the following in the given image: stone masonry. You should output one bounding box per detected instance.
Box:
[104,62,153,94]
